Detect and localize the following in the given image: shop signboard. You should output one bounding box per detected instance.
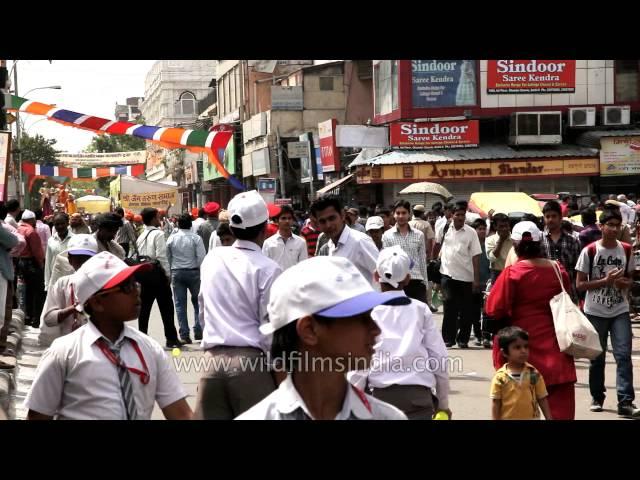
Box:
[411,60,477,108]
[390,120,479,149]
[487,60,576,93]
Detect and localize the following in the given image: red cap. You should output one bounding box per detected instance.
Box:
[133,214,142,222]
[267,203,281,219]
[204,202,220,216]
[191,207,199,219]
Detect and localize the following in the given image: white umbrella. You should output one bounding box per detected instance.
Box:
[398,182,454,203]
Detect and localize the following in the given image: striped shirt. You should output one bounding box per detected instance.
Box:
[541,229,581,301]
[381,225,428,282]
[300,225,320,257]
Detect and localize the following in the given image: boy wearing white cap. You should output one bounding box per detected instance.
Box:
[365,216,384,251]
[25,251,192,420]
[194,190,282,420]
[38,234,98,346]
[351,246,451,420]
[237,256,408,420]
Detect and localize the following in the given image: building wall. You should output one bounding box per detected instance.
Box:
[141,60,217,127]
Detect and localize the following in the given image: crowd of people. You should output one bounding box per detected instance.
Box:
[1,188,638,420]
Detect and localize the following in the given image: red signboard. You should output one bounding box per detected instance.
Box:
[318,119,339,173]
[389,120,479,149]
[487,60,576,94]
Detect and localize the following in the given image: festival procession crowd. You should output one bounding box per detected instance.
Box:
[1,188,639,420]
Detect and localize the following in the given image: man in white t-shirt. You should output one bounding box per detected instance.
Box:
[437,201,482,349]
[575,208,640,419]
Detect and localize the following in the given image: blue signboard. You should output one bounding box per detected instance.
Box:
[411,60,477,108]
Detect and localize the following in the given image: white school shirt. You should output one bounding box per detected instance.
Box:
[439,223,482,283]
[236,374,407,420]
[326,226,379,287]
[38,274,87,347]
[356,297,450,410]
[24,321,186,420]
[199,239,282,352]
[44,231,73,291]
[262,231,308,271]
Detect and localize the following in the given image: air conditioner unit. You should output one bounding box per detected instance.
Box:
[568,107,596,127]
[509,111,562,145]
[603,106,630,126]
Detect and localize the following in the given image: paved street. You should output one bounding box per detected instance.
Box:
[10,300,640,420]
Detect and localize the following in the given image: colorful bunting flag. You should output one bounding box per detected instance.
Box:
[6,94,244,190]
[22,162,145,179]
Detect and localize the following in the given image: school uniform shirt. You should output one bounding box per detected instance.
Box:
[367,297,450,410]
[136,226,170,276]
[262,231,308,271]
[38,274,87,347]
[490,362,548,420]
[44,230,73,291]
[199,240,282,353]
[382,225,428,282]
[236,374,407,420]
[575,240,636,318]
[321,226,379,287]
[439,224,482,283]
[24,320,187,420]
[5,213,19,229]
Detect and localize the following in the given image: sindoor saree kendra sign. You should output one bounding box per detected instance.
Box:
[487,60,576,93]
[390,120,479,148]
[356,158,598,183]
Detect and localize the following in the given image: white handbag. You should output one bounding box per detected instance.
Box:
[549,261,603,360]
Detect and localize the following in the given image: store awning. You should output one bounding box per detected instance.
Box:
[316,174,354,196]
[576,129,640,148]
[349,144,599,167]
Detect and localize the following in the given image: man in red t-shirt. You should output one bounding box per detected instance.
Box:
[560,196,570,218]
[300,215,322,257]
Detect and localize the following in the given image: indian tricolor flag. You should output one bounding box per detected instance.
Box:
[22,163,144,179]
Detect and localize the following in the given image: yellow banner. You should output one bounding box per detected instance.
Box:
[121,190,177,209]
[356,158,599,183]
[600,136,640,176]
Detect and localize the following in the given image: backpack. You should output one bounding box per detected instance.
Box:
[586,241,632,280]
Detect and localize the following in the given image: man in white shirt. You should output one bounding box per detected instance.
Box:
[24,251,192,420]
[5,199,20,229]
[438,200,482,349]
[136,207,181,349]
[191,207,206,234]
[312,195,379,287]
[44,213,73,292]
[167,213,206,344]
[193,190,282,420]
[433,203,454,257]
[237,255,409,420]
[349,246,451,420]
[262,205,308,271]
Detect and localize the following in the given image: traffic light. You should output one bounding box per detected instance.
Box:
[0,65,8,130]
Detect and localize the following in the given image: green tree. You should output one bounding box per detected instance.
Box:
[18,133,60,165]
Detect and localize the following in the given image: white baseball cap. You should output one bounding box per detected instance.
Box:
[65,234,98,257]
[365,216,384,231]
[260,256,409,335]
[376,246,413,288]
[71,251,152,311]
[511,221,542,242]
[228,190,269,229]
[21,209,35,220]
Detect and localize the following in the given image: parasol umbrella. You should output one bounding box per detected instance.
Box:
[398,182,454,206]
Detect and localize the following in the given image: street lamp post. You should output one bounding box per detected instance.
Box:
[11,69,61,204]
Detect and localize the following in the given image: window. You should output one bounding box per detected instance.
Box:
[179,91,196,116]
[615,60,640,102]
[319,76,334,91]
[374,60,398,115]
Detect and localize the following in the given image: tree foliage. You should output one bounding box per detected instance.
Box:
[18,133,60,165]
